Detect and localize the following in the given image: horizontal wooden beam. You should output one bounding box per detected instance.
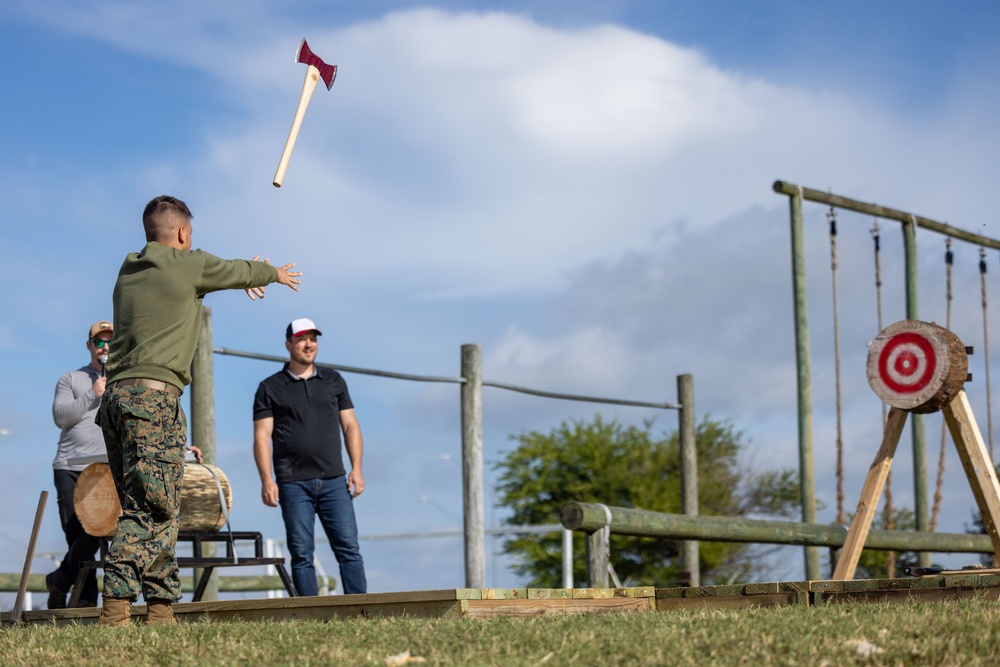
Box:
[772,180,1000,251]
[560,502,994,553]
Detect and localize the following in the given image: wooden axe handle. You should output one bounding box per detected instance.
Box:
[273,64,321,188]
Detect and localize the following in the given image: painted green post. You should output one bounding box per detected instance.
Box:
[190,304,218,600]
[789,189,820,580]
[902,220,931,566]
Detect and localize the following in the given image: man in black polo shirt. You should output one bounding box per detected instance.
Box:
[252,318,367,595]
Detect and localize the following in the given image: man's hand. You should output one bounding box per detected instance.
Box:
[187,446,204,463]
[93,376,107,398]
[275,262,302,291]
[245,256,301,300]
[347,468,365,498]
[261,479,280,507]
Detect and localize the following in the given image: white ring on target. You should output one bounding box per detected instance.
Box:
[884,342,928,390]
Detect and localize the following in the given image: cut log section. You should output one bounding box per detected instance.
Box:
[74,462,233,537]
[866,319,968,414]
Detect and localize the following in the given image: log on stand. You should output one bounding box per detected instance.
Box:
[834,319,1000,580]
[74,462,233,537]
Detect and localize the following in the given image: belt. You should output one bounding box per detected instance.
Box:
[111,378,182,397]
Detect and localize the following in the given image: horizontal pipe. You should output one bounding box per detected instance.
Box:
[215,348,677,410]
[483,380,679,410]
[214,347,464,384]
[772,180,1000,250]
[561,502,993,553]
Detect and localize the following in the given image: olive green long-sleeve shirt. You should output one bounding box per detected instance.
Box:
[106,242,279,389]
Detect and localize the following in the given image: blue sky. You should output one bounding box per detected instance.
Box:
[3,1,1000,601]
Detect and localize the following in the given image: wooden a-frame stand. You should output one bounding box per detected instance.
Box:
[833,390,1000,580]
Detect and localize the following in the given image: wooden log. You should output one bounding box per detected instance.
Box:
[73,463,120,538]
[74,462,233,537]
[180,463,234,533]
[559,502,994,553]
[866,319,968,413]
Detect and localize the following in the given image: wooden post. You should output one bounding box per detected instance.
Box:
[677,374,699,587]
[191,305,217,465]
[585,530,608,588]
[190,305,218,600]
[832,408,908,580]
[788,187,820,580]
[902,220,931,567]
[460,344,485,588]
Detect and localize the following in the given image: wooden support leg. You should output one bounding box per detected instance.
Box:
[832,408,908,580]
[942,390,1000,558]
[585,530,608,588]
[10,491,48,625]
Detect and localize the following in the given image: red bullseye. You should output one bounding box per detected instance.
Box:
[894,350,918,375]
[878,332,936,394]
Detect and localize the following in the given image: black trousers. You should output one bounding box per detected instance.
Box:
[51,469,101,602]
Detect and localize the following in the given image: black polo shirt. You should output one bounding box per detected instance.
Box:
[253,363,354,483]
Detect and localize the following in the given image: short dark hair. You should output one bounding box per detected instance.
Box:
[142,195,193,242]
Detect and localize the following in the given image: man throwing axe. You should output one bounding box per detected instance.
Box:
[97,195,302,626]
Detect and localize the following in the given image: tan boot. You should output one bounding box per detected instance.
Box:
[99,597,132,626]
[145,599,177,626]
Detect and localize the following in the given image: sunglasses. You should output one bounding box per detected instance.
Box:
[91,338,112,349]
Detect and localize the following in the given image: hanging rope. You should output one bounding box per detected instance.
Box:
[981,248,994,462]
[828,206,845,525]
[872,219,895,576]
[930,239,953,532]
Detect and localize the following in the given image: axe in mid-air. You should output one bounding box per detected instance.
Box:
[273,38,337,187]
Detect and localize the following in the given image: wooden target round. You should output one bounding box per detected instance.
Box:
[866,320,968,413]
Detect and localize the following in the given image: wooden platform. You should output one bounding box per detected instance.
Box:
[8,574,1000,626]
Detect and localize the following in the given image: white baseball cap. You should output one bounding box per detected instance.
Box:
[286,318,323,339]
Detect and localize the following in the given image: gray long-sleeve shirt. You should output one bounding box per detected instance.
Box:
[52,364,106,471]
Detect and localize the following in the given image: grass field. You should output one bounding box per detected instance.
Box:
[3,596,1000,666]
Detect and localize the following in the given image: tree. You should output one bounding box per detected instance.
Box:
[493,415,799,587]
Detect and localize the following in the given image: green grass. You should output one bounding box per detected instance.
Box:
[4,597,1000,666]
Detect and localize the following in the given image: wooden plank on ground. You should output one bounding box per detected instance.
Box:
[657,591,803,611]
[528,588,573,600]
[465,597,652,618]
[480,588,526,600]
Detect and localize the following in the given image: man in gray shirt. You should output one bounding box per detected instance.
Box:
[46,320,114,608]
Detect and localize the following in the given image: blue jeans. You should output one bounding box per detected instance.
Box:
[278,476,367,595]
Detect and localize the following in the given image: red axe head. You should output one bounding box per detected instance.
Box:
[296,38,336,90]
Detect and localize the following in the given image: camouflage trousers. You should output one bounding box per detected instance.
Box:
[97,384,187,602]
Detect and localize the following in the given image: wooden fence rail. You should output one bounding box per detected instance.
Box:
[560,501,993,587]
